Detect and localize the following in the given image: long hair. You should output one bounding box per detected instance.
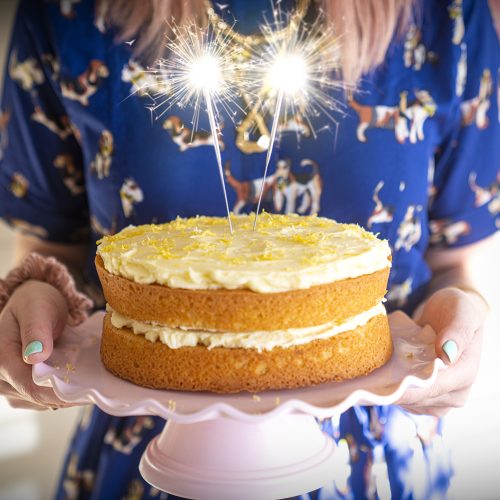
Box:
[100,0,413,85]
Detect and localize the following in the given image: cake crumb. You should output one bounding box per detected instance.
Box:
[252,394,261,402]
[406,352,414,359]
[167,400,176,411]
[65,362,76,373]
[275,397,281,406]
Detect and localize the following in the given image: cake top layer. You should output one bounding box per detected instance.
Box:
[96,213,391,293]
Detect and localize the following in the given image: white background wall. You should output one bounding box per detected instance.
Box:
[0,1,499,499]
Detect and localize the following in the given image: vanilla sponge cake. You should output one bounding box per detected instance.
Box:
[95,213,392,393]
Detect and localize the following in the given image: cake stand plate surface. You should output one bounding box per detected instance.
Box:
[33,311,443,499]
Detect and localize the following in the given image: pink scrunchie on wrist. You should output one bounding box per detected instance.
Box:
[0,253,93,325]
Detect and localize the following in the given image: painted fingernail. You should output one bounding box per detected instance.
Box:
[442,340,458,364]
[23,340,43,361]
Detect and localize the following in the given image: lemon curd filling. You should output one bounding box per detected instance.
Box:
[96,213,391,293]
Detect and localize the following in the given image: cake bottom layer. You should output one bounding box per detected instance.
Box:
[100,312,393,393]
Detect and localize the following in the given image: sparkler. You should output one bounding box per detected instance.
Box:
[252,7,345,229]
[148,22,251,234]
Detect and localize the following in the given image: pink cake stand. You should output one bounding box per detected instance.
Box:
[33,311,443,500]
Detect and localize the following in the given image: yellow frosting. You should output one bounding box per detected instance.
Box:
[108,303,386,352]
[97,213,391,293]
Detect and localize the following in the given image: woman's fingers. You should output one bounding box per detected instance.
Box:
[9,280,68,365]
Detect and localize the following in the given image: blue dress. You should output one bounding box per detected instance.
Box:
[1,0,499,498]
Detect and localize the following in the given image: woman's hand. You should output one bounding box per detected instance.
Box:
[0,280,75,410]
[396,286,488,417]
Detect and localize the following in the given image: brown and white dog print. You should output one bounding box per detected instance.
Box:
[120,178,144,217]
[349,91,436,144]
[395,205,423,251]
[6,218,49,239]
[9,50,44,91]
[225,158,323,215]
[90,130,113,179]
[273,158,323,214]
[448,0,465,45]
[121,59,164,97]
[403,25,437,71]
[31,106,73,140]
[461,69,492,129]
[367,181,394,228]
[163,116,225,152]
[61,60,110,106]
[9,172,29,198]
[469,171,500,215]
[224,161,276,215]
[429,219,471,245]
[104,417,155,455]
[54,153,85,195]
[387,278,413,307]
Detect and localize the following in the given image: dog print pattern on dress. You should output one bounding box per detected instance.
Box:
[387,278,414,307]
[90,130,113,179]
[9,172,29,198]
[403,25,437,71]
[448,0,465,45]
[54,153,85,195]
[9,49,44,91]
[120,178,144,217]
[163,115,225,152]
[367,181,394,228]
[461,69,493,129]
[225,158,323,215]
[31,105,74,140]
[61,60,110,106]
[349,90,436,144]
[429,219,471,245]
[395,205,423,252]
[469,171,500,215]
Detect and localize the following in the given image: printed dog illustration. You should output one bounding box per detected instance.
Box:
[31,106,73,140]
[429,219,470,245]
[120,178,144,217]
[90,130,113,179]
[121,59,164,97]
[394,205,422,252]
[349,90,436,144]
[273,158,323,214]
[61,60,110,106]
[469,171,500,215]
[448,0,465,45]
[9,50,44,91]
[387,278,413,307]
[367,181,394,228]
[461,69,492,129]
[163,116,224,152]
[224,162,276,215]
[54,153,85,195]
[9,172,29,198]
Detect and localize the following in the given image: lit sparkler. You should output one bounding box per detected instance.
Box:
[148,22,251,234]
[252,7,345,229]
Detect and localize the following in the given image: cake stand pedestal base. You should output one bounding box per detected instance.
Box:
[139,413,336,500]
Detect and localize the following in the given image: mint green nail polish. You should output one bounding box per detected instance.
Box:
[23,340,43,360]
[442,340,458,364]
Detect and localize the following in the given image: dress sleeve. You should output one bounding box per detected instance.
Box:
[428,0,499,248]
[0,0,89,243]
